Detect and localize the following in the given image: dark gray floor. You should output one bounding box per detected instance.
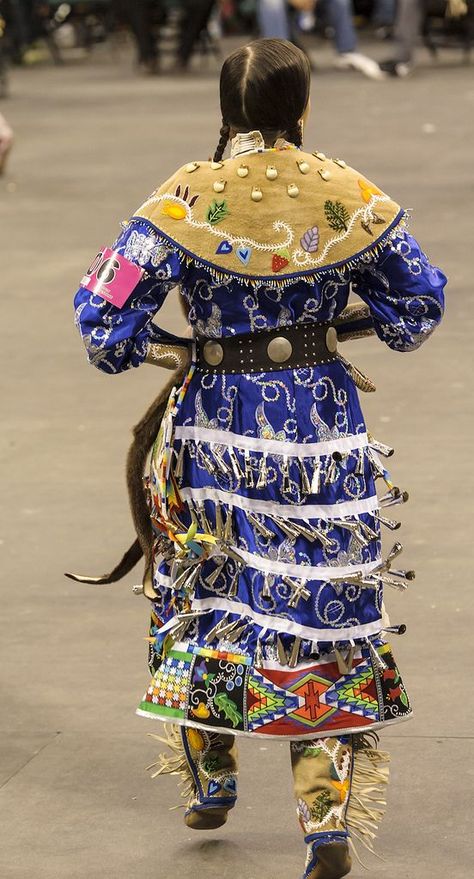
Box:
[1,36,473,879]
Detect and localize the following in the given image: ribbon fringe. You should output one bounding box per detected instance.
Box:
[346,735,390,861]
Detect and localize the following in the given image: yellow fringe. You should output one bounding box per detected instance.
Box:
[346,734,390,864]
[146,725,195,808]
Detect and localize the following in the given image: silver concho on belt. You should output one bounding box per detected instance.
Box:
[203,340,224,366]
[267,336,293,364]
[326,327,338,353]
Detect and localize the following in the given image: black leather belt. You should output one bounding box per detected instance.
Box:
[195,323,338,374]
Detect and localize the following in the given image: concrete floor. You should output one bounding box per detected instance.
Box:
[1,35,473,879]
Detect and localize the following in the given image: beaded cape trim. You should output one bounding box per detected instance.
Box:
[131,149,404,287]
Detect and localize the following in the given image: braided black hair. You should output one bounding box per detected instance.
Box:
[213,120,231,163]
[285,120,303,149]
[214,38,311,156]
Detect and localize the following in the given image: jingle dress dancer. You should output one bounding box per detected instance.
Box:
[73,39,446,879]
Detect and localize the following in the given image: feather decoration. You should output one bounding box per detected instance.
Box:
[300,225,320,253]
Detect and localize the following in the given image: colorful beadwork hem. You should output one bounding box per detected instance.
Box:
[137,641,412,740]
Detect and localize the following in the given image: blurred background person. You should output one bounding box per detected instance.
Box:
[175,0,218,71]
[0,110,13,173]
[113,0,165,74]
[380,0,423,75]
[257,0,384,78]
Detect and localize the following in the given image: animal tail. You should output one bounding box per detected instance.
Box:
[65,368,186,585]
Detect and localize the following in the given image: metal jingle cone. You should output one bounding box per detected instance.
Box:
[285,578,311,608]
[379,574,408,591]
[325,456,339,485]
[248,513,275,540]
[390,569,416,581]
[374,512,401,531]
[277,635,289,666]
[358,519,379,541]
[197,502,212,533]
[310,460,322,494]
[288,520,317,543]
[281,455,292,494]
[368,435,395,458]
[254,638,264,667]
[334,517,367,547]
[244,449,254,488]
[383,623,407,635]
[367,446,387,479]
[387,541,404,564]
[228,447,244,479]
[382,490,409,508]
[262,573,272,599]
[228,566,241,597]
[212,445,232,477]
[199,446,217,475]
[225,622,248,643]
[256,454,268,489]
[207,560,226,588]
[174,443,185,479]
[335,645,355,675]
[355,447,365,476]
[205,613,230,643]
[299,459,312,495]
[275,517,301,540]
[215,502,223,538]
[224,507,234,543]
[288,636,302,668]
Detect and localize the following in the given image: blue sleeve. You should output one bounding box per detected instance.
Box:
[350,229,446,352]
[74,219,183,374]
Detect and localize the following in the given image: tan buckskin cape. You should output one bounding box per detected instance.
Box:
[132,148,404,286]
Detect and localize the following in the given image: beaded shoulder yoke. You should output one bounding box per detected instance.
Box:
[132,149,403,284]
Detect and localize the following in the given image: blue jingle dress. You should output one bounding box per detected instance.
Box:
[74,143,446,740]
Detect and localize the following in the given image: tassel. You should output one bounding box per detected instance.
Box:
[254,637,264,667]
[228,565,241,597]
[358,520,379,541]
[386,541,403,563]
[215,502,223,538]
[346,736,390,857]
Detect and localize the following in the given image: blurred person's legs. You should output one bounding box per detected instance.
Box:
[380,0,422,75]
[373,0,396,26]
[177,0,217,69]
[321,0,384,78]
[257,0,291,39]
[117,0,161,72]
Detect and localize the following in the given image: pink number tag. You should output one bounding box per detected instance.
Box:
[81,248,144,308]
